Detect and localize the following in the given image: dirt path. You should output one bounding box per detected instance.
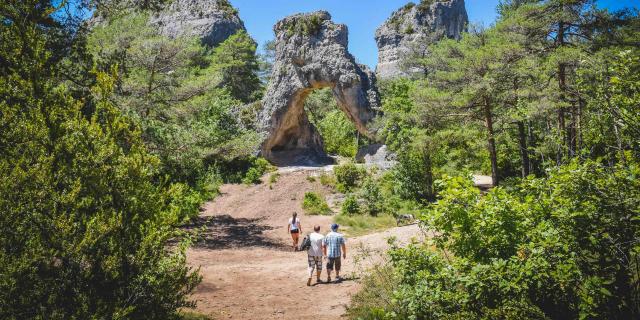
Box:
[186,171,423,319]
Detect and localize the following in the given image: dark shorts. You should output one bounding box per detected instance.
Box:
[326,257,341,271]
[290,229,299,234]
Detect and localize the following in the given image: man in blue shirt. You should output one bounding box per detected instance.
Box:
[323,223,346,282]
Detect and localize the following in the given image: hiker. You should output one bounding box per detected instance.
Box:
[305,225,325,286]
[287,212,302,251]
[323,223,346,283]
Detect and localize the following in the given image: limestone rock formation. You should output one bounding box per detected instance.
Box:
[150,0,246,47]
[375,0,468,79]
[258,11,381,166]
[356,144,397,170]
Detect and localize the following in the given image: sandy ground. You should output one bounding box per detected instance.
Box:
[185,171,424,320]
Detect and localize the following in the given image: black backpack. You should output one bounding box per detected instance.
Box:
[299,235,311,251]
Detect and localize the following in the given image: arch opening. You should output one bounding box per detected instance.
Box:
[256,11,381,166]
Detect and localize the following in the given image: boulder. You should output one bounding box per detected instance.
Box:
[258,11,381,166]
[375,0,468,79]
[356,144,397,170]
[150,0,246,47]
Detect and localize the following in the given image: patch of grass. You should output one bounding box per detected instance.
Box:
[334,214,397,237]
[306,175,316,182]
[179,311,212,320]
[269,172,280,184]
[302,191,332,215]
[319,173,336,187]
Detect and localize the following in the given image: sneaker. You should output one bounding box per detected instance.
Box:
[316,278,323,284]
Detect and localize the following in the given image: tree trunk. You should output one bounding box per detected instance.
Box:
[558,62,567,163]
[569,102,577,157]
[527,120,538,175]
[484,98,499,186]
[578,97,584,152]
[557,20,568,163]
[517,121,530,177]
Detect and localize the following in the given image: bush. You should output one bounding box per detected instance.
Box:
[242,157,274,184]
[351,160,640,319]
[334,162,365,192]
[360,178,383,216]
[167,183,205,222]
[341,195,361,215]
[302,192,332,215]
[0,69,200,319]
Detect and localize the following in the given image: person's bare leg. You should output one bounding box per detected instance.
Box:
[316,270,322,282]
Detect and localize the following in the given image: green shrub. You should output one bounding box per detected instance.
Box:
[269,172,280,184]
[341,195,361,215]
[334,162,365,192]
[242,157,275,184]
[306,175,317,182]
[167,183,204,222]
[0,67,200,318]
[302,192,332,215]
[360,178,383,216]
[284,12,325,37]
[352,160,640,319]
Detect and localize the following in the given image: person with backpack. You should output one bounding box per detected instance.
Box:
[302,225,325,286]
[287,212,302,251]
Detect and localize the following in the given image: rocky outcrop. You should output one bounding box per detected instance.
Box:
[150,0,246,47]
[375,0,468,79]
[356,144,397,170]
[258,11,380,166]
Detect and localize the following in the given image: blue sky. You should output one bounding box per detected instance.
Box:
[232,0,638,68]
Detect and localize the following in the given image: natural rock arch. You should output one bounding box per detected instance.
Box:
[258,11,381,166]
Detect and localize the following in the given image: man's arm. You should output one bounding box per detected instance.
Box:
[341,243,346,259]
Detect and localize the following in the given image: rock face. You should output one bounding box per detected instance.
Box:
[150,0,246,47]
[258,11,380,166]
[375,0,468,79]
[356,144,397,170]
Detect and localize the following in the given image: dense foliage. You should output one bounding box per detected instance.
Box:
[351,1,640,319]
[88,12,262,189]
[350,160,640,319]
[0,1,202,318]
[305,88,362,158]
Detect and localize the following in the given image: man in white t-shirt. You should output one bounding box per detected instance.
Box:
[306,225,325,286]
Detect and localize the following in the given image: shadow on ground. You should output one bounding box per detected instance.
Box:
[182,215,288,250]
